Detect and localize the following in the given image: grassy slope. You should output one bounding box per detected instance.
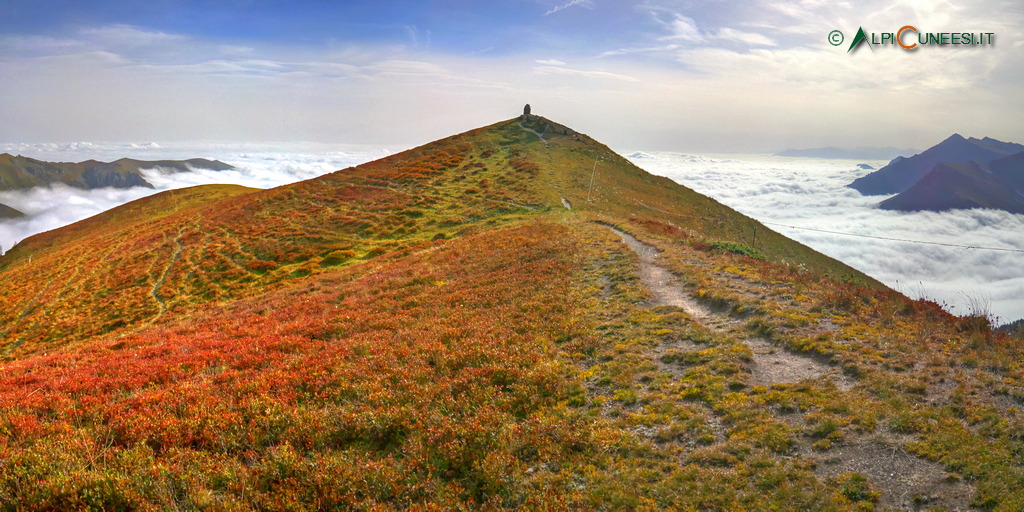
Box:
[513,117,882,286]
[0,118,1020,509]
[0,153,41,190]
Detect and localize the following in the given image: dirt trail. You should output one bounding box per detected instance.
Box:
[605,224,972,509]
[746,336,855,390]
[607,226,715,321]
[606,225,843,388]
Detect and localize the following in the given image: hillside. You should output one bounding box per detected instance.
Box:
[0,153,234,191]
[879,159,1024,213]
[0,116,1021,510]
[848,134,1024,195]
[0,202,24,219]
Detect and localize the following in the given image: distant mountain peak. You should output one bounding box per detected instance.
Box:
[0,155,235,192]
[0,202,24,219]
[880,156,1024,214]
[848,134,1024,195]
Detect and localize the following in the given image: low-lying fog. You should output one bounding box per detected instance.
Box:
[1,142,1020,323]
[628,152,1024,324]
[0,141,390,254]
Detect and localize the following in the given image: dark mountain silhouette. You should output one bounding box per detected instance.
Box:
[0,153,233,191]
[0,202,24,219]
[1000,317,1024,335]
[878,158,1024,213]
[848,134,1024,195]
[990,150,1024,190]
[775,146,916,160]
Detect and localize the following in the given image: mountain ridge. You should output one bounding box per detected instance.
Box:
[0,202,24,219]
[2,117,877,344]
[0,153,234,192]
[0,116,1020,509]
[848,134,1024,195]
[879,157,1024,213]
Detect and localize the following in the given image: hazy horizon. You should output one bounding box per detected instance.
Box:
[2,0,1022,153]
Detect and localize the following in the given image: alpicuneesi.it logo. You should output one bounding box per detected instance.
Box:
[828,26,995,52]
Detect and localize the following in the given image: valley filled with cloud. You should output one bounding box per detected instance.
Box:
[629,151,1024,323]
[3,143,1020,323]
[0,142,390,255]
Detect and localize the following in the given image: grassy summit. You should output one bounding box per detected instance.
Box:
[0,118,1020,509]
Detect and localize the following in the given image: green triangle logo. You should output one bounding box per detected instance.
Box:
[848,27,870,53]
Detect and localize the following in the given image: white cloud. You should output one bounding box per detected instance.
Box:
[533,65,639,82]
[79,24,188,47]
[364,59,450,77]
[1,2,1022,154]
[627,151,1024,323]
[659,14,703,42]
[0,142,391,254]
[713,28,777,46]
[545,0,592,16]
[599,44,680,57]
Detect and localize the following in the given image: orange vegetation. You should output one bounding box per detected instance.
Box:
[0,117,1021,509]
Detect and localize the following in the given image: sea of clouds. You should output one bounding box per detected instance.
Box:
[0,141,391,255]
[1,143,1021,323]
[627,152,1024,324]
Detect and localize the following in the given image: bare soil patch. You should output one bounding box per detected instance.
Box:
[746,337,855,391]
[811,437,974,511]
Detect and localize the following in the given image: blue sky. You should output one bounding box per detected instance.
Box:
[4,1,641,52]
[1,0,1022,151]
